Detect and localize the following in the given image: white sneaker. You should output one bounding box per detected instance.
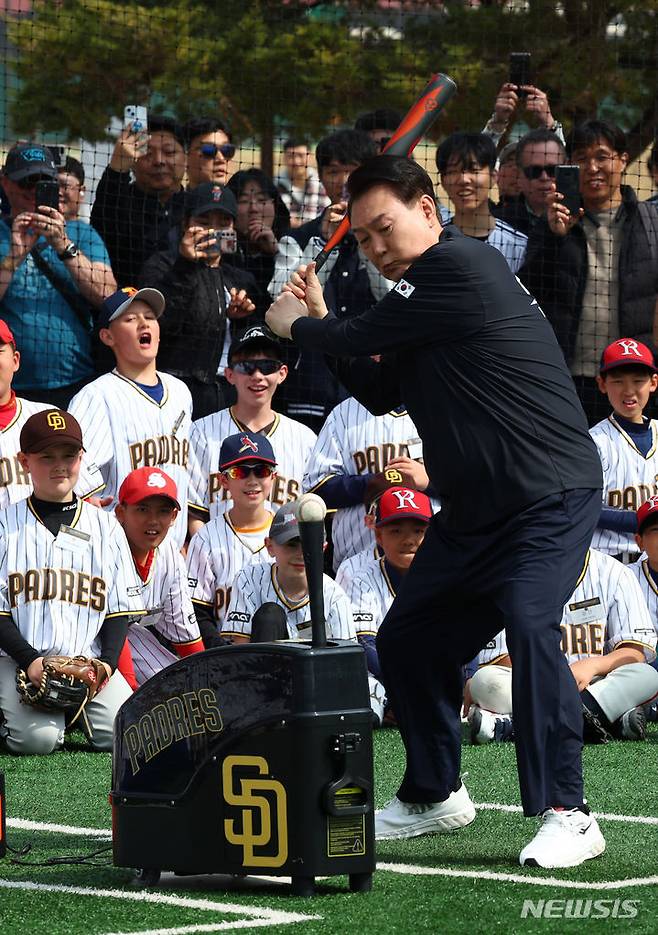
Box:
[375,782,476,840]
[519,808,606,868]
[468,706,514,745]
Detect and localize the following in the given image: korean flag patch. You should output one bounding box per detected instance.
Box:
[394,278,415,299]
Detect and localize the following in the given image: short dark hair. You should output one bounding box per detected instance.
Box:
[347,155,436,217]
[226,167,291,238]
[354,109,402,134]
[283,136,310,151]
[516,128,566,166]
[648,139,658,174]
[567,120,627,158]
[315,129,377,170]
[436,132,497,175]
[148,115,185,148]
[60,156,84,186]
[184,117,232,149]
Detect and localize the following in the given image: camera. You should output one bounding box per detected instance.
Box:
[35,180,60,212]
[509,52,531,98]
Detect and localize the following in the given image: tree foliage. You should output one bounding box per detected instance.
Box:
[5,0,658,163]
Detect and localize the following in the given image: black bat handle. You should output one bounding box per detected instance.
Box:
[298,520,327,647]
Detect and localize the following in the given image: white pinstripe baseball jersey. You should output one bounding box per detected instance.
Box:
[186,511,274,627]
[188,408,316,519]
[590,415,658,557]
[0,498,145,658]
[0,397,104,507]
[224,561,356,641]
[335,545,381,593]
[344,557,395,637]
[126,539,199,685]
[479,549,657,666]
[69,371,192,547]
[629,559,658,636]
[303,398,436,570]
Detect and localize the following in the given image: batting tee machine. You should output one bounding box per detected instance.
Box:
[111,495,375,896]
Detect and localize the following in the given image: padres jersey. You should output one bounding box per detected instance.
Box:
[186,512,274,627]
[304,398,436,570]
[131,538,200,644]
[629,559,658,635]
[188,408,316,520]
[590,415,658,556]
[335,545,381,593]
[480,549,657,666]
[224,561,356,641]
[69,371,192,547]
[0,398,104,508]
[345,557,395,637]
[0,498,145,658]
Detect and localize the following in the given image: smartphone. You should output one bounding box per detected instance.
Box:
[35,180,60,211]
[555,165,582,216]
[123,105,148,134]
[216,229,237,255]
[509,52,531,98]
[49,145,66,169]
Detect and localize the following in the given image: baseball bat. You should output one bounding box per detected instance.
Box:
[296,494,328,647]
[314,71,458,271]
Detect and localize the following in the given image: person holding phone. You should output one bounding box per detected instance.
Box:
[0,142,116,407]
[138,183,268,419]
[520,119,658,425]
[91,114,187,288]
[482,73,564,150]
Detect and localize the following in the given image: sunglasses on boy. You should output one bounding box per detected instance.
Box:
[198,143,236,160]
[222,463,275,480]
[521,164,559,181]
[231,358,282,376]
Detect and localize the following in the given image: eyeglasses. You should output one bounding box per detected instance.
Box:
[197,143,236,160]
[222,463,274,480]
[521,164,559,181]
[231,359,282,375]
[571,151,617,167]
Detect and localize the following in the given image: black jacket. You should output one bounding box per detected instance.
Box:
[519,186,658,363]
[138,249,268,383]
[492,194,545,236]
[91,167,186,287]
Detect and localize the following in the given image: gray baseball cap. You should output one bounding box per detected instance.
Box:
[269,502,300,545]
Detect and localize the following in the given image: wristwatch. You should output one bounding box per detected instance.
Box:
[57,241,79,261]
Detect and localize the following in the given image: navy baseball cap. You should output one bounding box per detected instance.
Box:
[186,183,237,219]
[98,286,165,330]
[599,339,657,374]
[228,324,282,364]
[3,143,57,182]
[219,431,276,470]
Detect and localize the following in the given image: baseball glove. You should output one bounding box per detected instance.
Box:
[16,655,109,728]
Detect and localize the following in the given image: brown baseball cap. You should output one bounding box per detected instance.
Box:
[20,409,84,453]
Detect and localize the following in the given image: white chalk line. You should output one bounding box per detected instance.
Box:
[0,879,321,935]
[474,801,658,826]
[377,863,658,890]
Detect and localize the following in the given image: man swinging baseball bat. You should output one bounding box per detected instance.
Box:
[265,153,604,871]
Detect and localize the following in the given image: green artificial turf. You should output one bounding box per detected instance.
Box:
[1,727,657,935]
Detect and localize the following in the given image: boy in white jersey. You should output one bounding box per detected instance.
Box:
[304,395,433,571]
[187,324,316,535]
[345,486,433,725]
[69,287,193,549]
[115,467,204,688]
[466,547,658,745]
[0,318,103,506]
[187,431,276,638]
[590,338,658,561]
[0,409,144,754]
[631,496,658,720]
[223,499,355,643]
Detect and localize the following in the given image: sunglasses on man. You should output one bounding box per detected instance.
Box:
[198,143,236,160]
[222,463,275,480]
[521,164,559,181]
[231,359,282,376]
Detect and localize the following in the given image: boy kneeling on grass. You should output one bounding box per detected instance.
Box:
[0,410,144,754]
[114,466,205,689]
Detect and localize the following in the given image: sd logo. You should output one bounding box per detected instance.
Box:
[222,755,288,867]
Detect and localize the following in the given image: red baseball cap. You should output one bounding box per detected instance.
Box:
[375,487,432,527]
[0,319,15,346]
[637,496,658,533]
[599,339,657,374]
[118,467,180,509]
